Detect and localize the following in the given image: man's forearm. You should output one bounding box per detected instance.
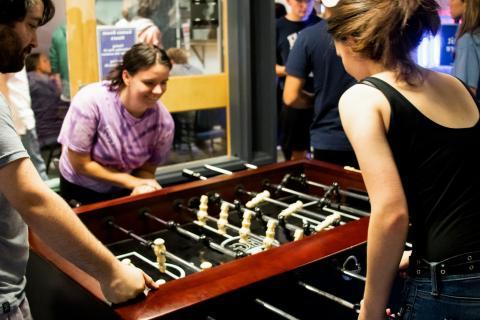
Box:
[7,159,119,281]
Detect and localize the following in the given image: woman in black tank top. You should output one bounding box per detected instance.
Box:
[326,1,480,319]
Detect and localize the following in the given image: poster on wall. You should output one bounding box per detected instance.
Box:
[97,26,136,80]
[439,24,458,66]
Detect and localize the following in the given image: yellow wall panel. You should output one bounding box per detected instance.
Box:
[162,74,228,113]
[66,0,99,97]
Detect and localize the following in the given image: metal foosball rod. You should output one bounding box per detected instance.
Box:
[207,195,299,245]
[203,164,233,175]
[106,219,201,272]
[182,168,208,181]
[244,163,258,170]
[141,211,242,258]
[237,187,330,222]
[299,281,398,319]
[298,281,360,314]
[338,255,366,282]
[176,203,277,246]
[237,188,346,231]
[255,299,301,320]
[207,193,305,234]
[340,269,366,282]
[264,181,370,219]
[207,193,314,243]
[289,173,370,202]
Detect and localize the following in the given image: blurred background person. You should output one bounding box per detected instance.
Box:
[167,47,202,152]
[25,52,69,165]
[450,0,480,100]
[275,2,287,19]
[283,0,356,167]
[275,0,320,161]
[167,47,202,76]
[0,67,49,180]
[49,23,70,99]
[128,0,162,47]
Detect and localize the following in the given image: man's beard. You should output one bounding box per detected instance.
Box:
[0,26,29,73]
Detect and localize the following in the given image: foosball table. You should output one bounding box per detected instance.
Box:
[26,160,371,320]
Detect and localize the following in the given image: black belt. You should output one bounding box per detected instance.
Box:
[408,251,480,296]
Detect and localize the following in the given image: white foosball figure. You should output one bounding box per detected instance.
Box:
[153,238,167,273]
[262,219,278,250]
[200,261,213,270]
[217,202,230,234]
[293,229,304,241]
[239,210,253,244]
[314,212,341,232]
[246,190,271,208]
[197,195,209,226]
[278,200,303,219]
[121,258,132,266]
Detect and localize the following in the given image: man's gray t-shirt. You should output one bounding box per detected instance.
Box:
[0,93,29,310]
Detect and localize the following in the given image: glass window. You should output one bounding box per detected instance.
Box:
[66,0,229,166]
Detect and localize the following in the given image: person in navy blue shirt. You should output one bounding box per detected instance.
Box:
[284,1,356,167]
[276,0,320,161]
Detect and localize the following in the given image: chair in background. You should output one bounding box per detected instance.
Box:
[195,108,226,155]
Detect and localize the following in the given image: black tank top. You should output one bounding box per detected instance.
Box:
[362,77,480,261]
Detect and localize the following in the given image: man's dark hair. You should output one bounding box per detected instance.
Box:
[0,0,55,26]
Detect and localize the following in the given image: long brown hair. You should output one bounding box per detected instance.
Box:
[327,0,440,85]
[458,0,480,38]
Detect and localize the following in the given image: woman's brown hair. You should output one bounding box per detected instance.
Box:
[458,0,480,38]
[108,43,171,91]
[327,0,440,85]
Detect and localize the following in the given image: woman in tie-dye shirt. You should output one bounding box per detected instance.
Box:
[58,43,174,205]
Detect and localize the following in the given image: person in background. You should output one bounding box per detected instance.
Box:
[58,43,174,206]
[328,0,480,319]
[283,0,356,167]
[450,0,480,100]
[128,0,162,47]
[167,48,202,76]
[167,47,202,151]
[0,67,49,181]
[25,52,68,150]
[275,2,287,19]
[0,1,157,318]
[276,0,320,161]
[49,23,70,99]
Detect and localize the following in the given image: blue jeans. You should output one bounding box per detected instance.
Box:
[0,298,32,320]
[400,273,480,319]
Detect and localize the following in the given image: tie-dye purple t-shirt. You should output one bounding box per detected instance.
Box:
[58,81,174,193]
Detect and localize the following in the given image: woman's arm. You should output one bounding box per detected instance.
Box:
[131,163,161,195]
[67,148,160,192]
[132,162,157,179]
[339,84,409,320]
